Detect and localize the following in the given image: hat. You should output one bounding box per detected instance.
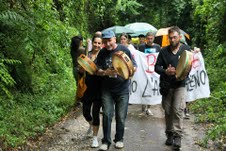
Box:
[138,34,145,38]
[102,31,115,38]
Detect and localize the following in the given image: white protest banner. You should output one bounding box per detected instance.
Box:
[185,52,210,102]
[129,49,210,105]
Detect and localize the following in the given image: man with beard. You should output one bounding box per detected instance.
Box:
[154,26,191,150]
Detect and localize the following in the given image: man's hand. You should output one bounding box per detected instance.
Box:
[165,64,176,75]
[78,65,85,73]
[191,47,201,53]
[105,68,118,77]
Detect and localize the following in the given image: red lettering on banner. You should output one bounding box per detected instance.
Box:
[192,53,200,69]
[132,54,135,59]
[145,54,156,73]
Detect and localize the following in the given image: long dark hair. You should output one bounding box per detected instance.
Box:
[70,35,83,52]
[92,34,102,42]
[120,32,129,39]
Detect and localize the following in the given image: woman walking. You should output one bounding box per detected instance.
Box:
[81,35,102,148]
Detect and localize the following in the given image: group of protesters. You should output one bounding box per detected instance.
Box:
[70,26,195,150]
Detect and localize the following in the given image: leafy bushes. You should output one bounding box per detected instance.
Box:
[189,0,226,149]
[0,59,21,97]
[192,45,226,149]
[0,85,75,149]
[191,95,226,149]
[0,0,78,149]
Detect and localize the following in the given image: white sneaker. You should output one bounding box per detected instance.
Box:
[146,109,154,116]
[99,144,108,151]
[86,125,92,137]
[184,113,190,119]
[115,141,124,149]
[91,137,99,148]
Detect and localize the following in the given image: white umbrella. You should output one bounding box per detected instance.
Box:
[125,22,157,35]
[102,25,134,34]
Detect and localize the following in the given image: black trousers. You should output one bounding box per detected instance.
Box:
[82,97,101,126]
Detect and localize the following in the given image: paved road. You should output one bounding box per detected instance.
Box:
[28,104,208,151]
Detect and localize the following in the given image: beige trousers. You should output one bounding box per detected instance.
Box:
[162,87,186,137]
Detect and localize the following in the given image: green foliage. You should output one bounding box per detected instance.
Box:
[190,44,226,150]
[0,59,21,98]
[0,10,25,25]
[188,1,226,149]
[191,95,226,149]
[85,0,143,32]
[0,83,75,149]
[116,0,142,15]
[191,0,226,47]
[60,0,89,35]
[0,0,77,149]
[86,0,118,31]
[161,0,187,26]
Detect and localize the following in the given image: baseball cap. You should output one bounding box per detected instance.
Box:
[102,31,115,38]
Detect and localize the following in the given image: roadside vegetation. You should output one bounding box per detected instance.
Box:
[0,0,225,150]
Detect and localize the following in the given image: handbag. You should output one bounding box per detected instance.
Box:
[76,45,90,99]
[77,74,87,98]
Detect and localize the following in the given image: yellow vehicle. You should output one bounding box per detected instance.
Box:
[131,37,139,45]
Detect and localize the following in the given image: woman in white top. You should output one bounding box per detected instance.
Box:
[120,33,137,53]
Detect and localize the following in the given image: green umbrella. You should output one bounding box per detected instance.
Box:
[102,26,135,34]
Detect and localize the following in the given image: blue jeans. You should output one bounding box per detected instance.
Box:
[101,89,129,146]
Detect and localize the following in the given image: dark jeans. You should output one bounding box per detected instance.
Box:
[101,89,129,146]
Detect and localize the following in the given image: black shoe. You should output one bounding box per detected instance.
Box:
[165,135,174,146]
[173,136,181,149]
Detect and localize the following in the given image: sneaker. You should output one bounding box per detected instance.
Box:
[99,144,108,151]
[184,108,190,119]
[100,107,103,114]
[184,113,190,119]
[115,141,124,149]
[146,108,154,116]
[165,135,174,146]
[173,136,181,149]
[76,101,82,108]
[86,125,92,137]
[91,137,99,148]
